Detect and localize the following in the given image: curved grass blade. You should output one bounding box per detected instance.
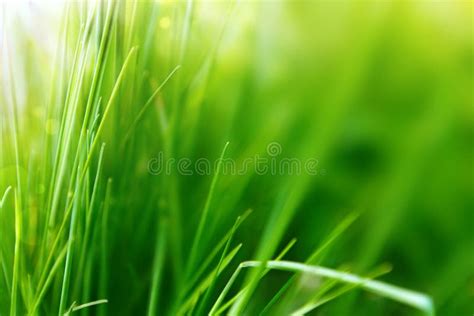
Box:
[0,186,12,209]
[240,261,434,316]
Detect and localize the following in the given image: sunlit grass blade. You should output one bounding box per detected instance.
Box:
[58,167,83,315]
[241,261,434,316]
[10,189,22,316]
[10,190,23,316]
[64,299,108,315]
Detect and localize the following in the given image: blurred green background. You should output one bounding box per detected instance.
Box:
[0,0,472,315]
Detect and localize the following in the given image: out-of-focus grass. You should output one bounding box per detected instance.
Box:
[0,0,472,315]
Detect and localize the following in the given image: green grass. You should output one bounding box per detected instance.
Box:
[0,0,472,315]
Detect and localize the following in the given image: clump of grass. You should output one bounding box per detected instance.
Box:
[1,0,472,315]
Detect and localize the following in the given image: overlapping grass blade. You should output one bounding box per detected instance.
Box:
[238,261,434,316]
